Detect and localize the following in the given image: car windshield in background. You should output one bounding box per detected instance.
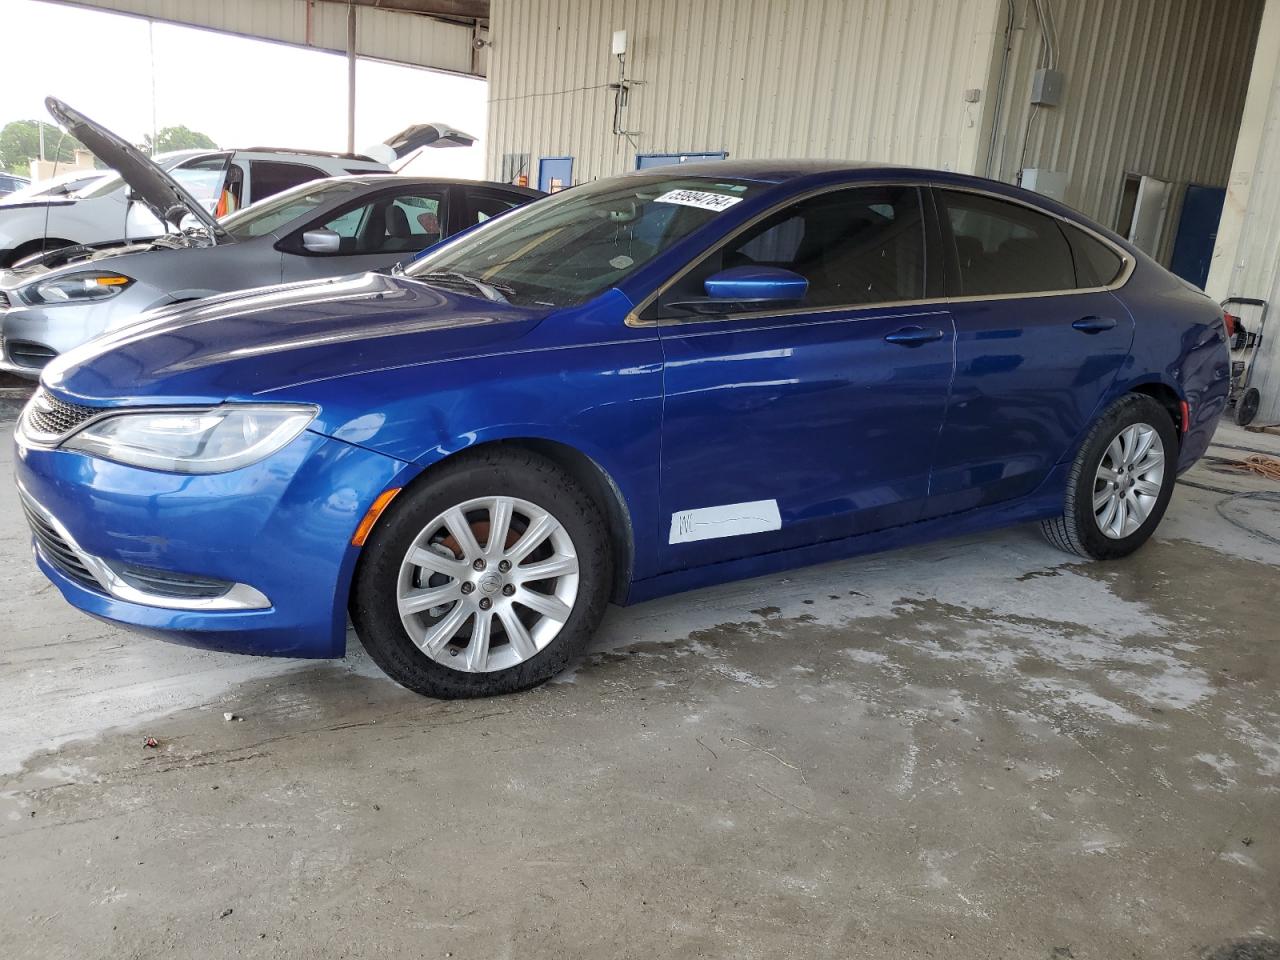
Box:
[405,175,765,307]
[220,180,356,240]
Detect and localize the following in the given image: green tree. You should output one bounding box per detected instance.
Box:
[143,125,217,154]
[0,120,87,174]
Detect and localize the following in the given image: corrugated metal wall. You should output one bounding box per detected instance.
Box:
[487,0,1004,183]
[1208,0,1280,421]
[52,0,483,75]
[986,0,1263,262]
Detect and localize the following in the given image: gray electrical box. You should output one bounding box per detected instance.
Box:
[1031,68,1064,106]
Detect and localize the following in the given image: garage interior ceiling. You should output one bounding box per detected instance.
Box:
[43,0,489,75]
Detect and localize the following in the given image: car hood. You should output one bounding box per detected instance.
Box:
[0,238,165,286]
[45,97,224,239]
[42,272,550,406]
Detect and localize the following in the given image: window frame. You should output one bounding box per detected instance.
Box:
[932,184,1134,303]
[278,183,450,258]
[630,181,943,328]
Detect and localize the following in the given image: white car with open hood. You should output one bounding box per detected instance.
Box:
[0,97,477,268]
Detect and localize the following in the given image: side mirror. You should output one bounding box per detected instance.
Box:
[668,266,809,315]
[164,204,188,228]
[301,228,341,254]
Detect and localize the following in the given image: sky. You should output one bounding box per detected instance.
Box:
[0,0,488,178]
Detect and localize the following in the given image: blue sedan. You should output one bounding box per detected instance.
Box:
[14,161,1230,698]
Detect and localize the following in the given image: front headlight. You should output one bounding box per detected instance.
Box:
[62,404,318,474]
[24,272,134,304]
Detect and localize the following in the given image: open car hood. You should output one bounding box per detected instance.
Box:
[44,97,225,240]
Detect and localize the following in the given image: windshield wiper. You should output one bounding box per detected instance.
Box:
[413,270,513,303]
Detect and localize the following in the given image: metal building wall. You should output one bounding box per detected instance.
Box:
[487,0,1004,184]
[985,0,1263,263]
[1206,0,1280,422]
[45,0,484,75]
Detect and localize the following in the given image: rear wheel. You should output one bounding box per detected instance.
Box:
[351,448,612,698]
[1041,394,1178,560]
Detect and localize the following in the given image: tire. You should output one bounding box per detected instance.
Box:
[1235,387,1261,426]
[1040,394,1179,560]
[350,447,613,699]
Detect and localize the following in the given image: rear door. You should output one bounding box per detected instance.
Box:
[924,187,1135,517]
[279,184,449,281]
[653,183,956,571]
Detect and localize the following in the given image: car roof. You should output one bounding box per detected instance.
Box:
[319,175,544,196]
[623,158,1036,192]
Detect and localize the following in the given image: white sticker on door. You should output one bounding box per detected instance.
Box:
[669,500,782,544]
[654,189,743,212]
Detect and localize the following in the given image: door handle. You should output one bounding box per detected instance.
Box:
[1072,316,1118,334]
[883,325,945,347]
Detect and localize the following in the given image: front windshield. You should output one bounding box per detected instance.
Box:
[220,180,356,240]
[405,174,766,307]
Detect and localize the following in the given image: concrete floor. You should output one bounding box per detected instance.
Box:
[1,413,1278,960]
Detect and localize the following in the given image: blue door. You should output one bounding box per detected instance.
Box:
[924,189,1135,516]
[637,152,728,169]
[651,184,956,571]
[538,156,573,193]
[1170,184,1226,290]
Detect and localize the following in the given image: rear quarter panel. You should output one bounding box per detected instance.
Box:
[1109,257,1230,471]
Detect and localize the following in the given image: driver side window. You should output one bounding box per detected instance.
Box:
[645,184,925,320]
[310,190,447,256]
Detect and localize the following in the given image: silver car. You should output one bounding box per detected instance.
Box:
[0,117,540,378]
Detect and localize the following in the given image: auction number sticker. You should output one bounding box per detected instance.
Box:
[654,189,743,212]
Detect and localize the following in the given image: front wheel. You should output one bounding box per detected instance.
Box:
[1041,394,1179,560]
[351,448,613,698]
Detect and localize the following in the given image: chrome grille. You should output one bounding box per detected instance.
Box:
[0,290,10,309]
[21,388,102,442]
[19,494,103,592]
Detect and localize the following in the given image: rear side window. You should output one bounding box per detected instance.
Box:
[250,160,326,201]
[1063,223,1124,286]
[465,189,528,225]
[940,190,1074,296]
[651,184,926,317]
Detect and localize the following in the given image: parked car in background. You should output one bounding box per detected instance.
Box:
[0,98,475,267]
[0,173,31,198]
[2,169,111,203]
[1,171,541,376]
[13,161,1230,699]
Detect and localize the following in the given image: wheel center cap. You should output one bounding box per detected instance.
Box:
[478,572,502,595]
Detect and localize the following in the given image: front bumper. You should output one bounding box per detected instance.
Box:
[14,427,410,657]
[0,283,163,378]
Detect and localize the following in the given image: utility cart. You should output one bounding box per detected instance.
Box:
[1223,296,1268,426]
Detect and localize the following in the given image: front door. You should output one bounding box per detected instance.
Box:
[925,188,1135,516]
[650,184,956,572]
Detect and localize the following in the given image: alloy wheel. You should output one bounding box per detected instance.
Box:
[1092,422,1166,539]
[396,496,580,673]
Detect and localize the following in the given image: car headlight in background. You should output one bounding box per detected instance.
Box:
[24,272,134,304]
[62,404,318,474]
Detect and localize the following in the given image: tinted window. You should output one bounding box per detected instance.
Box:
[313,189,447,255]
[940,190,1074,295]
[466,189,527,224]
[250,160,325,201]
[1064,223,1124,286]
[652,184,925,316]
